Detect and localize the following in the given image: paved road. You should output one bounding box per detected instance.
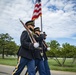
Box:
[0,65,76,75]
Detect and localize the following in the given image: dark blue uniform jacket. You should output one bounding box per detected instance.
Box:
[18,30,34,59]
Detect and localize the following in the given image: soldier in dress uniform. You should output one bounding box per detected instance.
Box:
[12,20,39,75]
[42,32,51,75]
[33,27,46,75]
[34,28,51,75]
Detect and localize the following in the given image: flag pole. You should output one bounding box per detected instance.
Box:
[40,0,42,32]
[40,15,43,32]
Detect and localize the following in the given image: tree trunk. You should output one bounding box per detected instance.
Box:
[2,48,4,59]
[53,52,62,66]
[71,58,76,65]
[62,57,66,66]
[54,56,62,66]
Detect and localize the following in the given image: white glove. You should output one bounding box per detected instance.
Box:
[34,42,39,48]
[47,47,50,51]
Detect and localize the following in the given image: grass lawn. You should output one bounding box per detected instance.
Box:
[48,58,76,72]
[0,57,17,66]
[0,57,76,72]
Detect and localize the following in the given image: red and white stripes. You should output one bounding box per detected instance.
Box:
[31,0,42,20]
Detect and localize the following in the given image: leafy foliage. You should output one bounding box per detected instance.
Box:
[46,40,76,66]
[0,33,19,59]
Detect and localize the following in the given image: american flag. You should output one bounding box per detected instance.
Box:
[31,0,42,20]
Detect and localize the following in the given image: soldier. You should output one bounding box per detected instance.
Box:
[42,32,51,75]
[12,20,39,75]
[33,27,46,75]
[34,28,51,75]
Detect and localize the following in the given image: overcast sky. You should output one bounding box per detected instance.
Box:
[0,0,76,46]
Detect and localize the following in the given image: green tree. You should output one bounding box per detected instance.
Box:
[46,40,62,66]
[61,43,76,66]
[5,41,19,56]
[0,33,13,58]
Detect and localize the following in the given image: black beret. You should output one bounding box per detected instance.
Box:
[25,20,35,26]
[34,27,41,32]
